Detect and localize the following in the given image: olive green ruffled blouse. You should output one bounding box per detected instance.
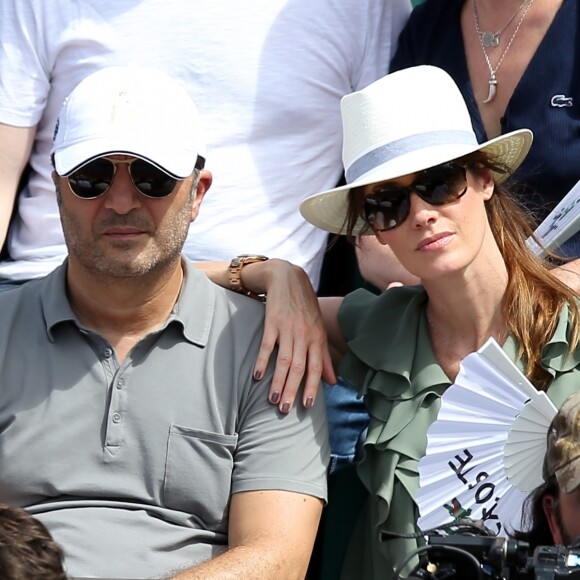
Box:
[337,285,580,580]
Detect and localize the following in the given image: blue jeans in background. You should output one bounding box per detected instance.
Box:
[323,378,369,475]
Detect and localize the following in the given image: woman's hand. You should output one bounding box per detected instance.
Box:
[196,259,337,412]
[247,259,336,413]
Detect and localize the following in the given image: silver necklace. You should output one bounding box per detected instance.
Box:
[473,0,536,103]
[474,0,530,47]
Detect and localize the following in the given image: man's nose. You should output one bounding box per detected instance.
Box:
[103,165,142,214]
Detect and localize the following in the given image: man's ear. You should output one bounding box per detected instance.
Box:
[51,171,64,205]
[190,169,212,222]
[543,494,564,545]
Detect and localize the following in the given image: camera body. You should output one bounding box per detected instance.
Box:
[408,535,580,579]
[532,546,580,580]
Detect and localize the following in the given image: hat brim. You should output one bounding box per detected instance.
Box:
[300,129,533,235]
[54,136,197,179]
[555,458,580,494]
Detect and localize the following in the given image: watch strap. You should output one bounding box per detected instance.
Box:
[228,255,269,301]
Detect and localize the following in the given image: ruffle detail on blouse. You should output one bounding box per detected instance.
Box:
[541,301,580,408]
[338,286,449,576]
[541,302,580,375]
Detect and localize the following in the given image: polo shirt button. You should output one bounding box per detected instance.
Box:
[116,378,124,389]
[112,413,121,423]
[103,348,113,358]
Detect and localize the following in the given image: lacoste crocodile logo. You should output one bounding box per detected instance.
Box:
[551,95,573,108]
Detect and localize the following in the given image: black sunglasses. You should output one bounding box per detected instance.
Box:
[65,156,204,200]
[363,162,469,232]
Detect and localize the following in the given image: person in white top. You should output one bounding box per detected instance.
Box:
[0,0,411,288]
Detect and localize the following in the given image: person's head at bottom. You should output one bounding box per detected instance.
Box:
[0,503,67,580]
[51,65,211,287]
[512,392,580,549]
[538,393,580,548]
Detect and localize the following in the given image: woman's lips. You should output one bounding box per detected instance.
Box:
[416,232,454,251]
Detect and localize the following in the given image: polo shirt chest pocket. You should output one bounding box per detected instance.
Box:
[163,424,238,530]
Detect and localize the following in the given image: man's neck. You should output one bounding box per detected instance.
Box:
[66,258,185,361]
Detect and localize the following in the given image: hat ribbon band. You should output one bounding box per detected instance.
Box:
[345,130,478,184]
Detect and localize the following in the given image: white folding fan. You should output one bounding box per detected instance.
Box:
[415,338,557,537]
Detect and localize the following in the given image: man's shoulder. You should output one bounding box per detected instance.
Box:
[0,279,49,355]
[197,270,266,325]
[187,264,264,310]
[210,287,267,344]
[0,269,64,326]
[181,263,267,355]
[0,277,45,312]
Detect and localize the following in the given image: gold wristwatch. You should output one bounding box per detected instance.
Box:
[228,255,269,301]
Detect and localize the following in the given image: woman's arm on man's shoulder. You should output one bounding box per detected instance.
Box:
[196,259,344,411]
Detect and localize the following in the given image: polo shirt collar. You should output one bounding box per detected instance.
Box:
[41,261,78,342]
[166,259,214,347]
[41,258,215,347]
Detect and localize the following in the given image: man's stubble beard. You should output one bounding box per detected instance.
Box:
[56,183,194,279]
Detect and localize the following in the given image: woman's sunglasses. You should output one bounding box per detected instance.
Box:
[65,156,203,200]
[362,162,469,232]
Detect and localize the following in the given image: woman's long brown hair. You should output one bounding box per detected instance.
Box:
[345,151,579,390]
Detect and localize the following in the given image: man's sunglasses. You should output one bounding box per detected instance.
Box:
[65,156,204,200]
[362,162,469,232]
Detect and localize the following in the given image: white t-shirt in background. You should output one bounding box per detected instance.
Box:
[0,0,411,287]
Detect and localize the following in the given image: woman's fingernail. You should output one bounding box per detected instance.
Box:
[271,392,280,404]
[305,397,314,408]
[281,402,290,414]
[254,369,262,380]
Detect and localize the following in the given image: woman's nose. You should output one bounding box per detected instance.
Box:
[408,191,438,228]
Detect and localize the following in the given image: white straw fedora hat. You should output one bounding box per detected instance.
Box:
[300,65,533,235]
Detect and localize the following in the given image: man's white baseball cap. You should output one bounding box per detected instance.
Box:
[52,65,206,178]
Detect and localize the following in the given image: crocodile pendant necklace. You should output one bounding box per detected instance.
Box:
[473,0,536,103]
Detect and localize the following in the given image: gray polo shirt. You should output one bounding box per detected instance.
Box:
[0,259,329,579]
